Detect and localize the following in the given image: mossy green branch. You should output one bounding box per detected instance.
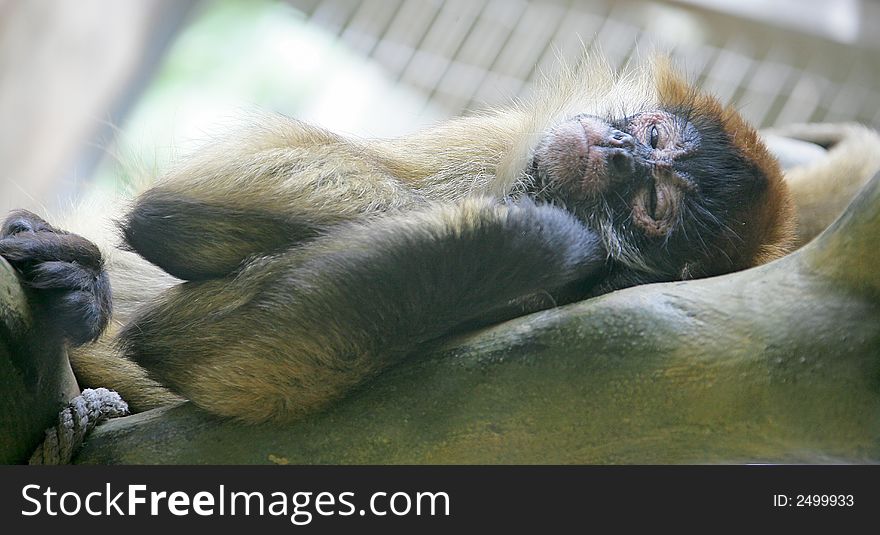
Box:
[74,172,880,465]
[0,258,80,463]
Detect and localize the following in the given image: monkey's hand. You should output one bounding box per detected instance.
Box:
[0,210,111,346]
[118,198,606,423]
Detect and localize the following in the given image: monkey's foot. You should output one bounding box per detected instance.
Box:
[0,210,111,345]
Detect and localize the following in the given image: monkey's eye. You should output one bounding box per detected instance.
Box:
[649,125,660,149]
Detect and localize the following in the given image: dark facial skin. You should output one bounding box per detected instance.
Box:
[528,109,767,294]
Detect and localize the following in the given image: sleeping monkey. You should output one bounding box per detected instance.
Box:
[0,56,795,423]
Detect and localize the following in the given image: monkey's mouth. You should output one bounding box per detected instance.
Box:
[632,177,677,236]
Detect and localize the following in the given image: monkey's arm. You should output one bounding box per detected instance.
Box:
[120,198,606,423]
[124,110,537,281]
[124,116,423,280]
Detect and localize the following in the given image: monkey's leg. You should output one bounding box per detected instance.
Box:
[119,198,606,423]
[68,330,183,413]
[123,116,421,281]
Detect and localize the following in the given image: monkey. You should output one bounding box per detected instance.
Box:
[0,55,795,424]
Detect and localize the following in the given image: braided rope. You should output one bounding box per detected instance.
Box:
[28,388,130,465]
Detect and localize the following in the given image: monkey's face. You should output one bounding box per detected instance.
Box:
[528,104,792,293]
[531,111,697,236]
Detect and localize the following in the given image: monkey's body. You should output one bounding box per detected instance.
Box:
[0,56,795,423]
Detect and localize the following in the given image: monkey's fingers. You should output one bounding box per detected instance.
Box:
[0,225,111,346]
[1,209,61,237]
[0,232,102,270]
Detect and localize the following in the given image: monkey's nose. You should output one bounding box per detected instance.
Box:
[608,129,635,147]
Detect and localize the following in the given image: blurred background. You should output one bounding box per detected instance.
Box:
[1,0,879,214]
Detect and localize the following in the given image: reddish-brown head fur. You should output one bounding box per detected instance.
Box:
[655,61,797,269]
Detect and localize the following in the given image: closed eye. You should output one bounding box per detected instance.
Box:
[649,125,660,149]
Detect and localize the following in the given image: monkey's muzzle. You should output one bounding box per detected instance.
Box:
[532,115,650,199]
